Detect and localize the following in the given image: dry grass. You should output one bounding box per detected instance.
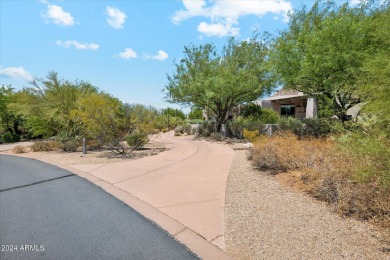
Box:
[30,141,59,152]
[250,131,390,237]
[12,145,29,154]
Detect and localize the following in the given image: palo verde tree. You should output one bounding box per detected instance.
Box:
[166,36,273,132]
[270,0,380,120]
[8,71,98,138]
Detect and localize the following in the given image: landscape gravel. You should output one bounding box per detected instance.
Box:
[225,150,389,260]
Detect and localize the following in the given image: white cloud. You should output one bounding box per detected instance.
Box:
[197,22,239,37]
[44,4,75,26]
[144,50,169,61]
[117,48,137,59]
[172,0,293,37]
[152,50,169,61]
[106,6,127,29]
[0,66,33,81]
[56,40,99,50]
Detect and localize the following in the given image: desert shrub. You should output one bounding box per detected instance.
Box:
[241,103,279,124]
[174,126,182,136]
[279,117,305,136]
[61,140,79,152]
[182,124,192,135]
[279,117,342,137]
[243,129,261,143]
[258,109,280,124]
[31,141,58,152]
[0,133,21,143]
[12,145,27,154]
[210,132,223,141]
[250,131,390,230]
[250,132,308,172]
[127,132,148,150]
[162,128,168,133]
[227,117,264,139]
[197,120,216,137]
[188,119,203,124]
[227,116,246,138]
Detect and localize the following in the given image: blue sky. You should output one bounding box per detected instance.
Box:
[0,0,356,111]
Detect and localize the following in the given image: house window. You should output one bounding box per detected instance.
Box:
[281,104,295,116]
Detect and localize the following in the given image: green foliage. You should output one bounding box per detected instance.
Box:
[0,132,21,143]
[8,72,97,138]
[188,108,203,120]
[166,35,273,132]
[279,117,344,137]
[61,140,79,152]
[356,4,390,137]
[339,132,390,187]
[241,103,279,124]
[122,103,159,133]
[197,120,216,137]
[162,108,186,120]
[270,0,383,120]
[126,132,148,150]
[188,119,203,124]
[278,117,304,136]
[76,92,123,146]
[227,116,265,139]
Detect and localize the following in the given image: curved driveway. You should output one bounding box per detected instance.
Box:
[0,155,198,259]
[68,132,234,250]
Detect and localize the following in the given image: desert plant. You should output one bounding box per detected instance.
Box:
[30,141,58,152]
[126,132,148,150]
[182,124,192,135]
[227,116,246,138]
[61,140,79,152]
[210,132,223,141]
[12,145,27,154]
[243,129,261,143]
[278,117,305,136]
[0,132,21,143]
[197,120,216,137]
[174,126,182,136]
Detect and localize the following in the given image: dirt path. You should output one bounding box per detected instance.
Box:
[225,150,389,260]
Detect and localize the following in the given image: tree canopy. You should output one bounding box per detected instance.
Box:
[166,36,273,131]
[269,0,386,120]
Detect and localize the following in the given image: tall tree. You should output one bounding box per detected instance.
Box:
[357,2,390,135]
[270,0,379,120]
[166,36,273,131]
[8,71,98,138]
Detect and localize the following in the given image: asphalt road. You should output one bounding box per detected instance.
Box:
[0,155,198,260]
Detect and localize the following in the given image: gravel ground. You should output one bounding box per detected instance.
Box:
[225,150,390,260]
[1,142,165,165]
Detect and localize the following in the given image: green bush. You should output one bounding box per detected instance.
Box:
[241,103,279,124]
[197,120,216,137]
[0,133,21,143]
[279,117,305,136]
[257,109,279,124]
[127,132,148,150]
[2,133,19,143]
[61,140,79,152]
[227,117,264,139]
[188,119,203,124]
[227,116,246,138]
[279,117,343,137]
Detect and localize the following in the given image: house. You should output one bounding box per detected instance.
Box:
[258,89,317,119]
